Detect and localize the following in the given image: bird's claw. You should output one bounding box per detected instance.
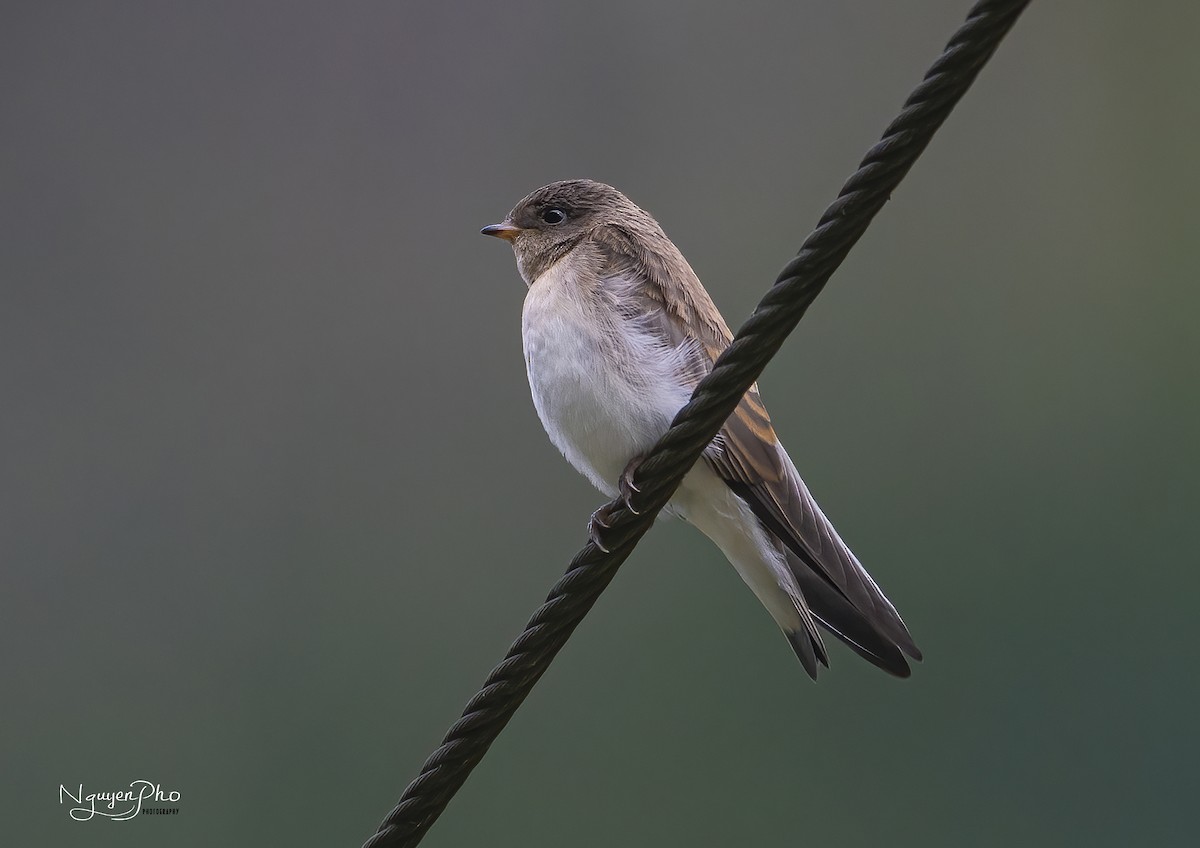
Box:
[587,504,616,553]
[618,455,646,515]
[588,456,649,552]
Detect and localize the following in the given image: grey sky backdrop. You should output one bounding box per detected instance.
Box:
[3,2,1198,846]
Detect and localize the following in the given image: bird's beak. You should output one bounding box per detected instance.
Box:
[480,222,522,242]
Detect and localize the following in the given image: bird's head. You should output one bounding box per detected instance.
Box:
[481,179,658,284]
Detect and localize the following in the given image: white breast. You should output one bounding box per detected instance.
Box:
[521,259,694,497]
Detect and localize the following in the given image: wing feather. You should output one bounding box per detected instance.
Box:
[590,224,920,673]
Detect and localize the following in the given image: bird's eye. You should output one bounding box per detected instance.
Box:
[540,208,566,225]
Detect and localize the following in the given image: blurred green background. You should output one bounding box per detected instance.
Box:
[3,2,1198,846]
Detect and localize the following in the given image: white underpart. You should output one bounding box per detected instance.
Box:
[521,257,807,633]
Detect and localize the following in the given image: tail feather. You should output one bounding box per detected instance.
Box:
[784,609,829,680]
[786,549,912,678]
[724,477,922,675]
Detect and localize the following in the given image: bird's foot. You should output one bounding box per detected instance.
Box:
[587,503,617,553]
[618,454,646,515]
[587,455,649,553]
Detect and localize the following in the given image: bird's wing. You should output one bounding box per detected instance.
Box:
[593,225,921,676]
[710,414,922,676]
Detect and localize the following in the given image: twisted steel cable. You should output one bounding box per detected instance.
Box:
[364,1,1030,845]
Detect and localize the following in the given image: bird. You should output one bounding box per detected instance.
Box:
[481,179,920,679]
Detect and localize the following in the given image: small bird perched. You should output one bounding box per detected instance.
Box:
[482,179,920,679]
